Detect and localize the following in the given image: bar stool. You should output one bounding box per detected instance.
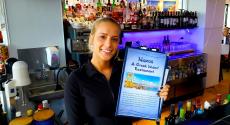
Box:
[9,117,33,125]
[33,109,55,125]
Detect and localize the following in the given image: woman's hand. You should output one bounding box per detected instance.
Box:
[158,84,170,101]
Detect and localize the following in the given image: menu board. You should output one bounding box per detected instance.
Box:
[116,47,167,120]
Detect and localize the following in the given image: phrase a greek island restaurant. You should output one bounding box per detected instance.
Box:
[0,0,230,125]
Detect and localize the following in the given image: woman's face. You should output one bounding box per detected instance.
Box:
[91,22,120,62]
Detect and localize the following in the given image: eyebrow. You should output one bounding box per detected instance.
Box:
[98,33,119,37]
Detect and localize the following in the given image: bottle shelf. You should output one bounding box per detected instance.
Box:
[167,72,207,86]
[122,26,197,33]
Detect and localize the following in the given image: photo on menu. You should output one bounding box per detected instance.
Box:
[116,47,167,120]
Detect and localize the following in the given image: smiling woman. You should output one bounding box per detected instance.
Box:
[64,17,169,125]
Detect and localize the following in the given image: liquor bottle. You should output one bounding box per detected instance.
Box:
[166,35,170,51]
[176,101,183,117]
[141,8,148,29]
[138,4,143,29]
[165,12,169,28]
[112,0,116,9]
[107,0,112,12]
[159,12,164,28]
[195,98,203,115]
[96,0,102,15]
[64,0,69,12]
[155,11,159,28]
[165,117,169,125]
[192,100,197,116]
[175,101,183,124]
[163,36,167,52]
[179,11,183,28]
[151,11,156,29]
[179,108,185,122]
[132,10,139,30]
[194,11,198,27]
[185,100,192,120]
[216,94,222,105]
[120,0,126,8]
[168,104,176,125]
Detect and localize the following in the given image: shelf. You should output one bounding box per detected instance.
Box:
[121,27,197,33]
[167,72,207,86]
[168,52,205,61]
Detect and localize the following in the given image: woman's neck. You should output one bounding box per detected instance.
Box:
[91,57,112,73]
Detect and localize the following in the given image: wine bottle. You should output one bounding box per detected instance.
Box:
[179,108,185,122]
[175,101,183,124]
[168,104,176,125]
[185,100,192,120]
[176,101,183,117]
[216,94,222,105]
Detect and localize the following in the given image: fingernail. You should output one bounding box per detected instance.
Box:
[160,86,163,89]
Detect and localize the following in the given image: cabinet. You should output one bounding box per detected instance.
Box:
[166,53,207,103]
[120,28,207,103]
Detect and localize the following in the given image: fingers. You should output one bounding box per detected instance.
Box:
[158,85,170,100]
[159,91,168,100]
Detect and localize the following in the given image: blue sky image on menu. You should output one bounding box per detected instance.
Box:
[124,72,160,91]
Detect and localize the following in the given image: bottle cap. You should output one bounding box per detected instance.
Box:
[204,101,211,110]
[16,111,22,117]
[37,103,43,110]
[42,100,49,109]
[26,109,33,117]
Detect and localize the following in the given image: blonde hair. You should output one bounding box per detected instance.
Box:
[88,17,121,52]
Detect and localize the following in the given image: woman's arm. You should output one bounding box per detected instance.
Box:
[64,72,86,125]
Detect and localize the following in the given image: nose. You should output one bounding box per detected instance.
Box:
[104,37,112,47]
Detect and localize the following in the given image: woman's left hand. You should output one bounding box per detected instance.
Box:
[158,84,170,101]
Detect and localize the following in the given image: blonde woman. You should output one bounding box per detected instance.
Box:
[64,17,170,125]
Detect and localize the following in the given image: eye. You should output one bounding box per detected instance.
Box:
[111,37,119,42]
[99,35,106,39]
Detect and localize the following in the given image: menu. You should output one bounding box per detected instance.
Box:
[116,47,168,120]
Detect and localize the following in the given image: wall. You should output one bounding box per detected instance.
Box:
[188,0,225,88]
[4,0,66,66]
[225,0,230,27]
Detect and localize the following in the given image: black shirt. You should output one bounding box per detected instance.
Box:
[64,61,133,125]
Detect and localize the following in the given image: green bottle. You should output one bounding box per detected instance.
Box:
[179,108,185,122]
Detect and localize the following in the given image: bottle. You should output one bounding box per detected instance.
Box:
[216,94,222,105]
[165,117,169,125]
[192,100,196,116]
[185,100,192,120]
[168,104,176,125]
[163,36,167,52]
[176,101,183,117]
[107,0,112,12]
[194,11,198,27]
[138,4,143,29]
[96,0,102,15]
[155,11,159,28]
[175,101,183,124]
[0,31,3,43]
[179,108,185,122]
[166,35,170,52]
[151,11,156,29]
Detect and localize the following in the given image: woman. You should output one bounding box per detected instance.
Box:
[64,17,170,125]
